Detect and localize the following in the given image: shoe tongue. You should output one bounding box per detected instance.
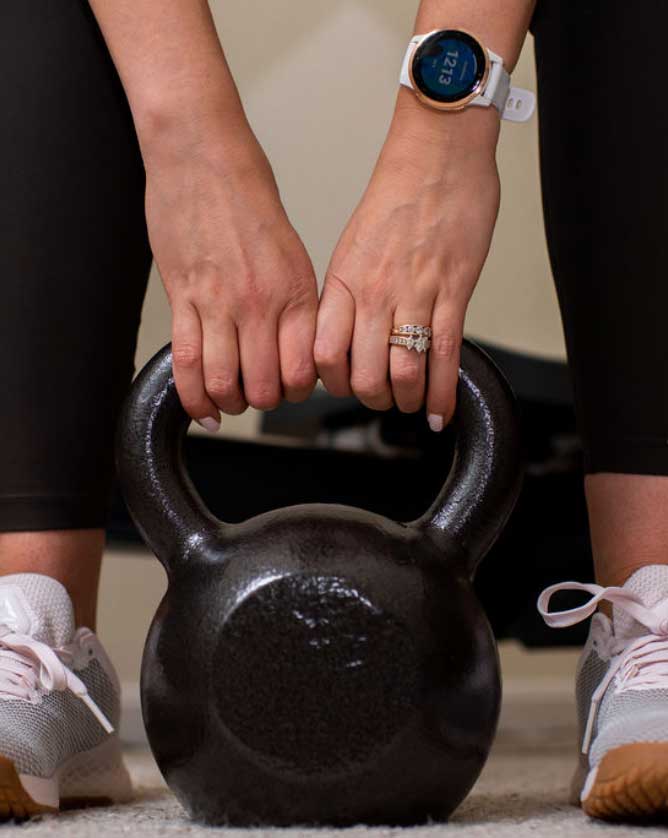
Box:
[0,574,75,647]
[613,565,668,639]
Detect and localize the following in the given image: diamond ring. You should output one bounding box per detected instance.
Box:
[388,324,432,354]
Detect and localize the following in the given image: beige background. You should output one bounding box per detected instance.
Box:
[101,1,576,716]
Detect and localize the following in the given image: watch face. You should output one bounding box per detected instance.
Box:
[411,30,487,104]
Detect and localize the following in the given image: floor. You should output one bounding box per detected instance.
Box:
[6,685,666,837]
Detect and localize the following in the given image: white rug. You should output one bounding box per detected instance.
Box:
[7,687,664,837]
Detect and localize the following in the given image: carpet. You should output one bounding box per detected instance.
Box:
[6,686,664,837]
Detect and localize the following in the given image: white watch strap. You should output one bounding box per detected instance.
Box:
[471,51,535,122]
[399,35,422,88]
[499,87,536,122]
[399,34,535,123]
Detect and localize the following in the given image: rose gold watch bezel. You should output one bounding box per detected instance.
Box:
[407,28,491,112]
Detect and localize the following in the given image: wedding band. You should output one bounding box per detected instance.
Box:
[391,324,432,338]
[389,323,432,353]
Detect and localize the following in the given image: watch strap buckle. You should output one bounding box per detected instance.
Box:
[473,69,535,122]
[501,87,536,122]
[474,62,535,122]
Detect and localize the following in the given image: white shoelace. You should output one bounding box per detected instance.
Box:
[0,630,113,733]
[538,581,668,754]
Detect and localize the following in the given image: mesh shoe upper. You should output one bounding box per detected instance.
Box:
[0,574,120,778]
[539,565,668,769]
[0,659,116,777]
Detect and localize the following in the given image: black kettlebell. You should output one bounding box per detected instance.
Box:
[114,338,522,827]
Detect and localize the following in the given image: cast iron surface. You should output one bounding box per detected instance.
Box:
[114,338,523,827]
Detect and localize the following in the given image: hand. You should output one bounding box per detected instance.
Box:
[314,107,501,431]
[143,129,319,431]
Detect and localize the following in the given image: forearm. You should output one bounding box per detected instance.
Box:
[387,0,537,156]
[87,1,252,162]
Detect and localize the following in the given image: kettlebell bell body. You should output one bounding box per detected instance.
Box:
[115,339,522,826]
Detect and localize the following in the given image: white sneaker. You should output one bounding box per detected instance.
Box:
[539,565,668,820]
[0,573,131,818]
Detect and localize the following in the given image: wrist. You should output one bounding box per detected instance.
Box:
[137,99,267,179]
[131,65,257,167]
[387,86,500,159]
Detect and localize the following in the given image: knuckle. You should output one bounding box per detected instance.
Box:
[397,399,423,415]
[351,372,386,402]
[172,343,201,369]
[206,373,238,403]
[246,382,281,411]
[186,260,222,293]
[224,402,248,417]
[357,279,389,311]
[392,362,421,388]
[177,262,228,308]
[431,332,459,361]
[284,364,315,394]
[283,278,317,310]
[239,273,274,315]
[324,269,354,300]
[313,341,343,371]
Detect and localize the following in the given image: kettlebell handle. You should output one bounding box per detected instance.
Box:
[114,346,221,569]
[115,339,522,575]
[404,340,523,573]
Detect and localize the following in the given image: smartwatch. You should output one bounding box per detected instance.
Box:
[400,28,535,122]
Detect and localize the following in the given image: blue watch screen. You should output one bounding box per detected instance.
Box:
[411,30,486,104]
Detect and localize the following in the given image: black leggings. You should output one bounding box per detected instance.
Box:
[0,1,665,533]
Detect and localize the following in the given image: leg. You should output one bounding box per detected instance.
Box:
[0,1,151,817]
[531,0,668,586]
[532,1,668,819]
[586,475,668,588]
[0,531,104,628]
[0,0,152,628]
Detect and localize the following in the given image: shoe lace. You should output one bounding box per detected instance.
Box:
[538,581,668,755]
[0,629,113,733]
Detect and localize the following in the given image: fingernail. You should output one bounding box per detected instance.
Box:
[428,413,444,432]
[196,415,221,433]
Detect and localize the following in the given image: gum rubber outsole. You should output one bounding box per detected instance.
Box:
[582,742,668,821]
[0,756,56,820]
[0,756,114,821]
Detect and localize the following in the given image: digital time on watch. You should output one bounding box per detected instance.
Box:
[400,28,535,122]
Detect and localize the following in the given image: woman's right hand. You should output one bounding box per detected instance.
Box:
[143,127,319,431]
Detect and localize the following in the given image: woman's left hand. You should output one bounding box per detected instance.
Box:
[314,106,501,432]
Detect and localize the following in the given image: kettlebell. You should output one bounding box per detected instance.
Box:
[114,338,522,827]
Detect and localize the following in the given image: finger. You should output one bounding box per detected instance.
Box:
[238,313,282,411]
[200,305,247,416]
[313,276,354,398]
[425,300,464,432]
[171,300,222,431]
[350,302,393,411]
[278,295,318,403]
[389,306,432,414]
